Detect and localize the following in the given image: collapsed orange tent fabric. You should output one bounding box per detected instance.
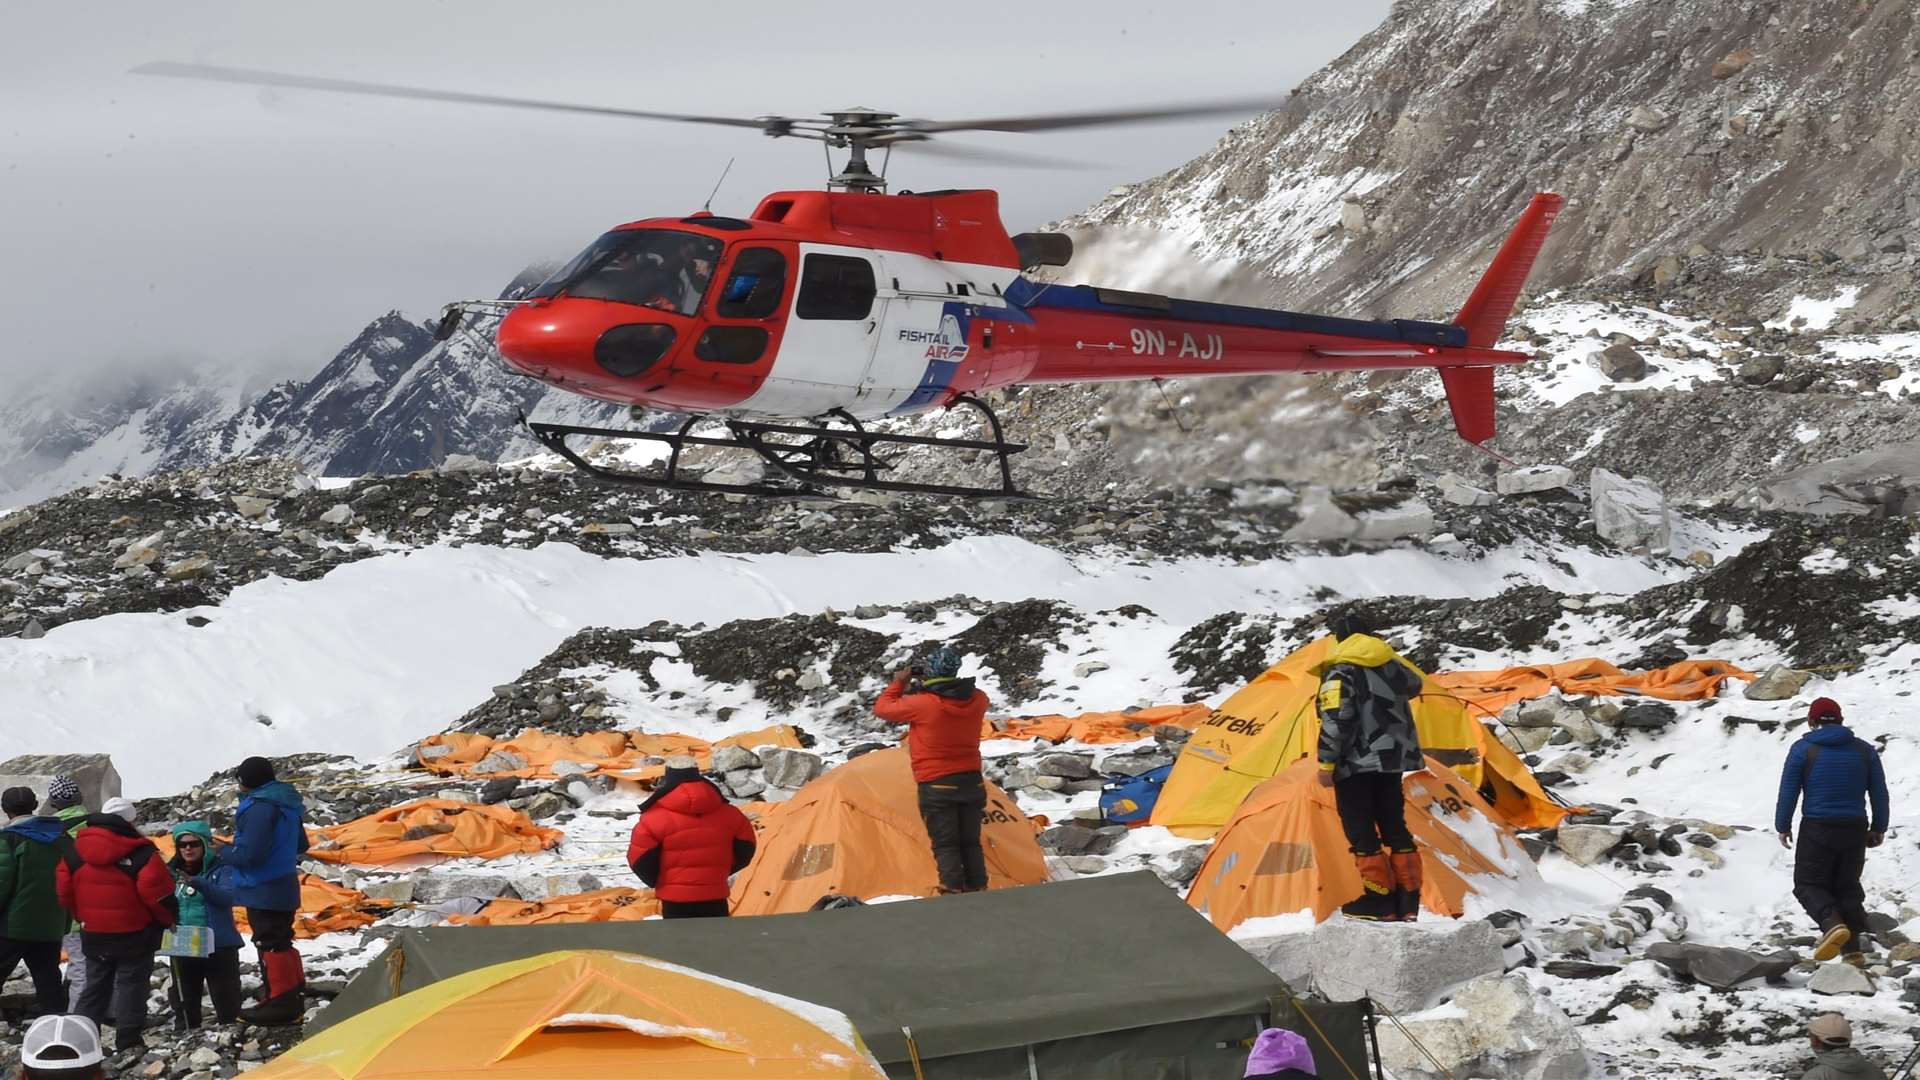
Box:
[416,725,804,782]
[1430,658,1754,715]
[731,747,1050,916]
[982,703,1211,744]
[449,887,662,927]
[1186,756,1538,931]
[253,949,888,1078]
[305,800,564,865]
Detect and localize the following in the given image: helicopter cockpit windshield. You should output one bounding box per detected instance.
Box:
[531,229,725,317]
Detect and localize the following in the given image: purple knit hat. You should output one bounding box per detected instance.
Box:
[1246,1027,1317,1076]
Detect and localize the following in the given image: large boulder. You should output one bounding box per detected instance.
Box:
[1309,918,1503,1014]
[1595,342,1650,381]
[1375,973,1591,1079]
[1496,465,1574,496]
[1555,825,1626,866]
[1590,468,1671,551]
[1644,942,1796,989]
[760,748,826,790]
[1743,664,1814,701]
[1808,963,1875,996]
[1235,929,1315,989]
[409,874,518,903]
[0,754,122,812]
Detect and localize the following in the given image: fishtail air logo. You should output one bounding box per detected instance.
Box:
[897,312,970,362]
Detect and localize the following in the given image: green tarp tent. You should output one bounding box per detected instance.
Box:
[315,872,1371,1079]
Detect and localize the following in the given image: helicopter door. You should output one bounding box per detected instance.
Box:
[861,251,984,417]
[755,246,881,417]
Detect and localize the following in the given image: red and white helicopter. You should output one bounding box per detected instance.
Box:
[139,63,1563,499]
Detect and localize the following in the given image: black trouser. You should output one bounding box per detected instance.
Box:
[0,937,65,1014]
[1333,772,1414,855]
[249,908,296,954]
[660,899,731,919]
[917,771,988,893]
[76,931,156,1046]
[1794,819,1870,937]
[173,947,243,1025]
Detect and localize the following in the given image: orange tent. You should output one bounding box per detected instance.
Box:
[450,888,662,927]
[1185,756,1539,931]
[1431,658,1753,715]
[416,725,805,782]
[730,748,1050,916]
[253,950,887,1078]
[305,800,564,866]
[982,703,1211,744]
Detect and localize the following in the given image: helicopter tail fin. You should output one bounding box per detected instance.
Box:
[1453,191,1564,349]
[1440,192,1564,445]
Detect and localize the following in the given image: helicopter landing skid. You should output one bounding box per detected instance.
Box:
[524,395,1034,500]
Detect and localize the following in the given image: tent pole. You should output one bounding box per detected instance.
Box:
[902,1026,926,1080]
[1365,999,1386,1080]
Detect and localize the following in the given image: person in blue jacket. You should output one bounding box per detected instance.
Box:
[166,820,243,1028]
[1775,697,1890,964]
[223,757,308,1025]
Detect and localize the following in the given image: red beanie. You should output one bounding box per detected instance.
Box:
[1808,697,1843,724]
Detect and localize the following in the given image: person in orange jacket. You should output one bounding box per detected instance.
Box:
[873,646,991,894]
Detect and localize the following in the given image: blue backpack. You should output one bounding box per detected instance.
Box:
[1100,765,1175,827]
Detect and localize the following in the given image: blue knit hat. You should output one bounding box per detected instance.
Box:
[922,646,962,680]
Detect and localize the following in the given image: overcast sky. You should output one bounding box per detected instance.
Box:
[0,1,1389,397]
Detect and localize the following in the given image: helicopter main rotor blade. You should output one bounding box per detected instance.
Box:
[879,138,1096,171]
[902,95,1291,134]
[132,61,786,131]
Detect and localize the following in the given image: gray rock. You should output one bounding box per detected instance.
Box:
[1808,963,1876,996]
[469,751,530,776]
[525,792,568,820]
[163,555,213,581]
[1072,660,1111,678]
[437,454,495,475]
[1282,487,1360,542]
[1236,929,1315,988]
[229,495,274,519]
[1038,822,1126,856]
[1626,105,1671,133]
[760,748,825,790]
[1496,465,1574,495]
[409,874,516,903]
[1355,496,1435,542]
[1744,664,1814,701]
[723,770,767,800]
[709,745,762,774]
[1099,751,1174,777]
[1738,356,1784,385]
[795,669,827,691]
[1310,918,1503,1013]
[20,619,46,640]
[0,754,122,812]
[1375,972,1591,1079]
[1555,825,1626,866]
[318,503,354,526]
[1436,472,1497,506]
[1596,342,1649,381]
[1153,845,1209,888]
[1035,753,1096,780]
[357,878,417,904]
[1590,468,1671,551]
[1644,942,1796,988]
[1615,703,1677,729]
[478,778,518,805]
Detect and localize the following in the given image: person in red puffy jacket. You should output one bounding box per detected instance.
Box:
[873,645,991,894]
[54,806,176,1057]
[627,757,755,919]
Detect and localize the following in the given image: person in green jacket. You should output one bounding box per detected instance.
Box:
[0,786,76,1014]
[165,821,244,1027]
[44,775,92,1011]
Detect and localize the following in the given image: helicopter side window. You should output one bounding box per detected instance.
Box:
[795,254,876,321]
[715,248,788,320]
[534,229,723,317]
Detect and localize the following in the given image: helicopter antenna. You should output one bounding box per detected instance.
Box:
[702,157,735,212]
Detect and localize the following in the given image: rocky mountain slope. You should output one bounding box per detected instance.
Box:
[0,267,622,508]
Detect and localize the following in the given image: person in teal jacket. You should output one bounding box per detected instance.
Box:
[166,821,243,1028]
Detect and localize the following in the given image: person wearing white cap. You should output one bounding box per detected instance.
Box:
[1801,1013,1888,1079]
[18,1013,107,1079]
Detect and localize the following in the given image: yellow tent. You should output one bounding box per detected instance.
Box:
[1149,637,1566,838]
[252,950,886,1078]
[731,747,1050,915]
